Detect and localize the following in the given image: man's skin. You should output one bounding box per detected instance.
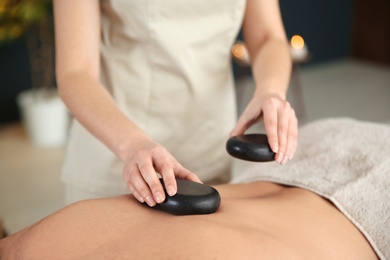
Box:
[0,182,377,259]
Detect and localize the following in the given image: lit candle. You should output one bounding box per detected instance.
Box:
[290,35,309,63]
[232,41,250,66]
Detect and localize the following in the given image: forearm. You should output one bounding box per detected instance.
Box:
[53,0,146,162]
[58,72,149,162]
[250,37,292,101]
[242,0,292,102]
[235,0,297,160]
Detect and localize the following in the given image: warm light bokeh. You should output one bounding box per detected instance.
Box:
[291,35,305,49]
[232,42,247,59]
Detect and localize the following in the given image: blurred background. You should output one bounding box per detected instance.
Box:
[1,0,389,237]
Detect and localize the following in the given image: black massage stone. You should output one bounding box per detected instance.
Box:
[226,134,275,162]
[153,178,221,216]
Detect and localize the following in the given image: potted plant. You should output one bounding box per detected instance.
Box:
[0,0,69,147]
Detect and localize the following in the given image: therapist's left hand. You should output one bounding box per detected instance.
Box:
[230,93,298,165]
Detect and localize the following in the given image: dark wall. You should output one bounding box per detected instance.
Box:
[280,0,354,64]
[233,0,354,79]
[0,37,31,123]
[352,0,390,65]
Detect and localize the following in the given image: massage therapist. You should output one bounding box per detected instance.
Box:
[53,0,298,206]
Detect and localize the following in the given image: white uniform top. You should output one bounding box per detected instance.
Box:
[62,0,247,195]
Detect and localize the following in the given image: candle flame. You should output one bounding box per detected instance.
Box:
[291,35,305,49]
[232,42,247,59]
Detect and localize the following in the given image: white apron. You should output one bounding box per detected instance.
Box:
[62,0,247,196]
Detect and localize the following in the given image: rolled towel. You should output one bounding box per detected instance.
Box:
[232,118,390,259]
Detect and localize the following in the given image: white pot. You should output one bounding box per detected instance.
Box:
[17,89,70,147]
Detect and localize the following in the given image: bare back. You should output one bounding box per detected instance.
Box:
[0,182,377,259]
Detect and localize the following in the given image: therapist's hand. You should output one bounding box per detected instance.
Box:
[230,93,298,165]
[122,138,201,207]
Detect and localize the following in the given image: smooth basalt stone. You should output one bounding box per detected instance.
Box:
[153,178,221,215]
[226,134,275,162]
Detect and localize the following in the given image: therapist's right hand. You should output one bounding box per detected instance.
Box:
[121,138,201,207]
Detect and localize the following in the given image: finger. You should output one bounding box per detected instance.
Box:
[138,158,165,205]
[285,111,298,161]
[281,128,292,165]
[160,170,177,197]
[262,104,279,154]
[128,166,156,207]
[230,105,262,137]
[230,115,252,137]
[175,165,202,183]
[154,156,176,198]
[127,182,145,203]
[275,103,291,164]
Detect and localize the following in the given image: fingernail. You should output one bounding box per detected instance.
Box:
[154,192,164,204]
[167,185,176,196]
[275,153,280,162]
[281,156,289,165]
[146,196,156,207]
[136,194,144,203]
[277,152,284,164]
[272,143,279,153]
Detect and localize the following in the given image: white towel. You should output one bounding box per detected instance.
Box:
[232,118,390,259]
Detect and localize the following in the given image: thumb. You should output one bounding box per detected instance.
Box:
[230,114,252,137]
[231,108,264,136]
